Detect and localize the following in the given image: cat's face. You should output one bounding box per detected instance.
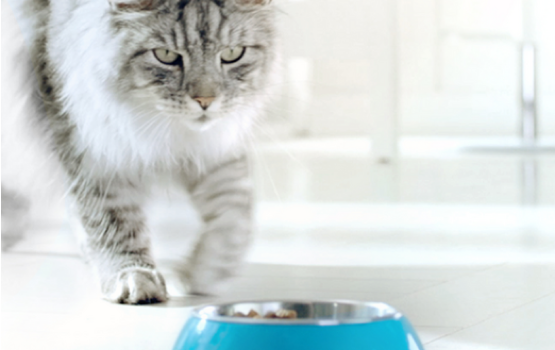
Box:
[112,0,277,131]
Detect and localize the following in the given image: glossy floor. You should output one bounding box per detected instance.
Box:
[2,138,555,350]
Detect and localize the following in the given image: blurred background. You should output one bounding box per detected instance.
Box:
[270,0,555,146]
[2,1,555,350]
[242,0,555,265]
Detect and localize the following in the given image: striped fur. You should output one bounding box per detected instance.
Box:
[4,0,279,304]
[181,155,253,295]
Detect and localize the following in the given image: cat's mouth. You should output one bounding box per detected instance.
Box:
[185,114,219,132]
[196,115,209,123]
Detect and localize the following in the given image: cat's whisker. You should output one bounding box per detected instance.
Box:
[251,121,311,174]
[133,111,167,140]
[245,134,284,203]
[225,98,311,173]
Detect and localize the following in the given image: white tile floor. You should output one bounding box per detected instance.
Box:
[2,138,555,350]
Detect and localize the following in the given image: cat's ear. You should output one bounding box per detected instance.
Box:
[234,0,272,7]
[108,0,155,11]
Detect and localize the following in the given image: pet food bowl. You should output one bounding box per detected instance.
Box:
[173,300,424,350]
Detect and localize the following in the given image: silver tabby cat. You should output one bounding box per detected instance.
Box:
[3,0,279,304]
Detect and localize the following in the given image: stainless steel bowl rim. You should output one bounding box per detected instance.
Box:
[190,299,404,326]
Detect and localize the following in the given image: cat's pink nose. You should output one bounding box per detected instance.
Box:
[194,96,215,110]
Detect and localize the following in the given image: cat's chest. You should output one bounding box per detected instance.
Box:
[73,108,246,174]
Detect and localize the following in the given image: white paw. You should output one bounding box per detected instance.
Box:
[105,267,168,304]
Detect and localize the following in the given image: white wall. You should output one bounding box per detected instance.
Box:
[535,0,555,136]
[399,0,555,137]
[267,0,397,139]
[268,0,555,138]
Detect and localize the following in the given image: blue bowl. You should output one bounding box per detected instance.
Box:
[173,300,424,350]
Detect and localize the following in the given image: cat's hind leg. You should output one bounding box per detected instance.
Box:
[1,186,31,250]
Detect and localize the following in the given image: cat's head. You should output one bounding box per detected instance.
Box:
[108,0,278,132]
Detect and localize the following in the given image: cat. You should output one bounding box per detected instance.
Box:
[2,0,280,304]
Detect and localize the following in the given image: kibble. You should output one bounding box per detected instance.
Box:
[233,309,298,319]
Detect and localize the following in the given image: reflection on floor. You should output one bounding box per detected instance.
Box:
[2,138,555,350]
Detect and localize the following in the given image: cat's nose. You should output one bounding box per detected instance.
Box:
[193,96,216,110]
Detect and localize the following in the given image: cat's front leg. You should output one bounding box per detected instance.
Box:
[71,177,167,304]
[182,155,253,296]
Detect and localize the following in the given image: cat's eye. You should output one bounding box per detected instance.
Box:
[220,47,246,64]
[153,49,181,65]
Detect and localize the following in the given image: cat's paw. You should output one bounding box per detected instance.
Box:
[104,267,168,305]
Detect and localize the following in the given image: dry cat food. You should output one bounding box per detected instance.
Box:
[233,309,298,319]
